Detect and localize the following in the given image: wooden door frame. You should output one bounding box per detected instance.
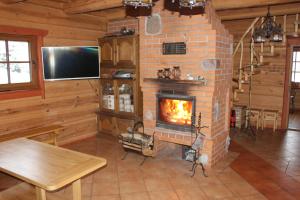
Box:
[282,36,300,129]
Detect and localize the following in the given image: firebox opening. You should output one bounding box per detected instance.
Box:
[156,93,196,132]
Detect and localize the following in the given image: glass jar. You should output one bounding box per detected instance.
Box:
[102,83,114,110]
[157,69,164,79]
[172,66,181,80]
[163,68,171,79]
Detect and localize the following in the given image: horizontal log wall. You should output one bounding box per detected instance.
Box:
[223,14,299,128]
[0,1,105,145]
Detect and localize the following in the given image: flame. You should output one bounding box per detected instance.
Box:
[159,99,192,125]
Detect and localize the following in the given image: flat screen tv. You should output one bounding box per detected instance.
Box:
[42,46,100,80]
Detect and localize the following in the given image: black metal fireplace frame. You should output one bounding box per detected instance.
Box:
[156,93,196,132]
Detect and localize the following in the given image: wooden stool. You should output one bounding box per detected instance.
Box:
[262,109,278,132]
[245,109,261,130]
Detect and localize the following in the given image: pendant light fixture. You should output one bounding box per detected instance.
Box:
[252,7,283,43]
[123,0,153,9]
[176,0,207,9]
[123,0,207,10]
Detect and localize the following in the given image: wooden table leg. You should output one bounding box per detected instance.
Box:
[36,187,46,200]
[72,179,81,200]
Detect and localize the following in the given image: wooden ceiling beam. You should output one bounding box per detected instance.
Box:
[64,0,300,14]
[64,0,123,14]
[218,2,300,21]
[213,0,300,11]
[0,0,26,3]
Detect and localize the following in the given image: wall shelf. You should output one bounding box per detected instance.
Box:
[143,78,207,86]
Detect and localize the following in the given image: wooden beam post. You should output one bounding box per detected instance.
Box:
[0,0,26,3]
[219,3,300,21]
[212,0,300,10]
[64,0,300,14]
[64,0,123,14]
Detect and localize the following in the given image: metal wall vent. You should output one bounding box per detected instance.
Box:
[162,42,187,55]
[145,13,162,36]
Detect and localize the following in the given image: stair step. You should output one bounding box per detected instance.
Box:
[232,99,240,103]
[257,62,271,66]
[243,62,269,68]
[287,32,299,37]
[232,78,239,83]
[252,70,261,75]
[259,52,280,57]
[235,89,244,93]
[241,80,249,84]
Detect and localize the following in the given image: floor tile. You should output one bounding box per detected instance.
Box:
[148,190,179,200]
[225,182,259,197]
[119,180,147,194]
[169,175,199,189]
[92,180,119,196]
[144,178,172,192]
[92,195,121,200]
[120,192,150,200]
[175,186,207,200]
[200,184,235,199]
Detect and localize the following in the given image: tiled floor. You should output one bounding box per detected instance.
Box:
[288,110,300,130]
[52,134,265,200]
[231,129,300,180]
[1,130,300,199]
[231,129,300,199]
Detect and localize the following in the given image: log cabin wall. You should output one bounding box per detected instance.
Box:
[223,15,299,128]
[0,1,105,145]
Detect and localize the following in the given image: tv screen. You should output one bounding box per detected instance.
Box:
[42,46,100,80]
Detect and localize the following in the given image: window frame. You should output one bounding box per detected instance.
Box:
[0,25,48,100]
[291,49,300,83]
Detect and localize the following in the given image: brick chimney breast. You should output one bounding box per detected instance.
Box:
[107,0,233,167]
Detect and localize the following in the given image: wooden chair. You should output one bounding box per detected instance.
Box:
[290,86,296,113]
[120,121,155,165]
[262,109,278,132]
[245,109,261,130]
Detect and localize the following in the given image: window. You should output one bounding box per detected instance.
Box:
[0,34,36,91]
[0,26,47,100]
[292,47,300,83]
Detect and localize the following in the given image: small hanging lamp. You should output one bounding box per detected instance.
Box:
[177,0,207,9]
[123,0,153,9]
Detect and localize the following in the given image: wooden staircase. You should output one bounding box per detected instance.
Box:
[232,13,300,103]
[232,17,260,102]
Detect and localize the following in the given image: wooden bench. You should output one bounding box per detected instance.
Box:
[0,125,64,146]
[0,183,66,200]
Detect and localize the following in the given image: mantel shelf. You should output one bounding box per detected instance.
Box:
[143,78,207,86]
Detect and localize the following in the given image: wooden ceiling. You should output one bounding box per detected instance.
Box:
[1,0,300,21]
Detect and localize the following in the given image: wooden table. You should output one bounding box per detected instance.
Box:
[0,138,107,200]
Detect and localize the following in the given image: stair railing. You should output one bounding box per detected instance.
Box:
[233,17,260,101]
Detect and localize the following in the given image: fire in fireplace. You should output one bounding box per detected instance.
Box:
[156,93,196,132]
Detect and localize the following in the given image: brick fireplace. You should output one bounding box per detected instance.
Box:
[156,92,196,132]
[139,1,233,167]
[106,1,233,167]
